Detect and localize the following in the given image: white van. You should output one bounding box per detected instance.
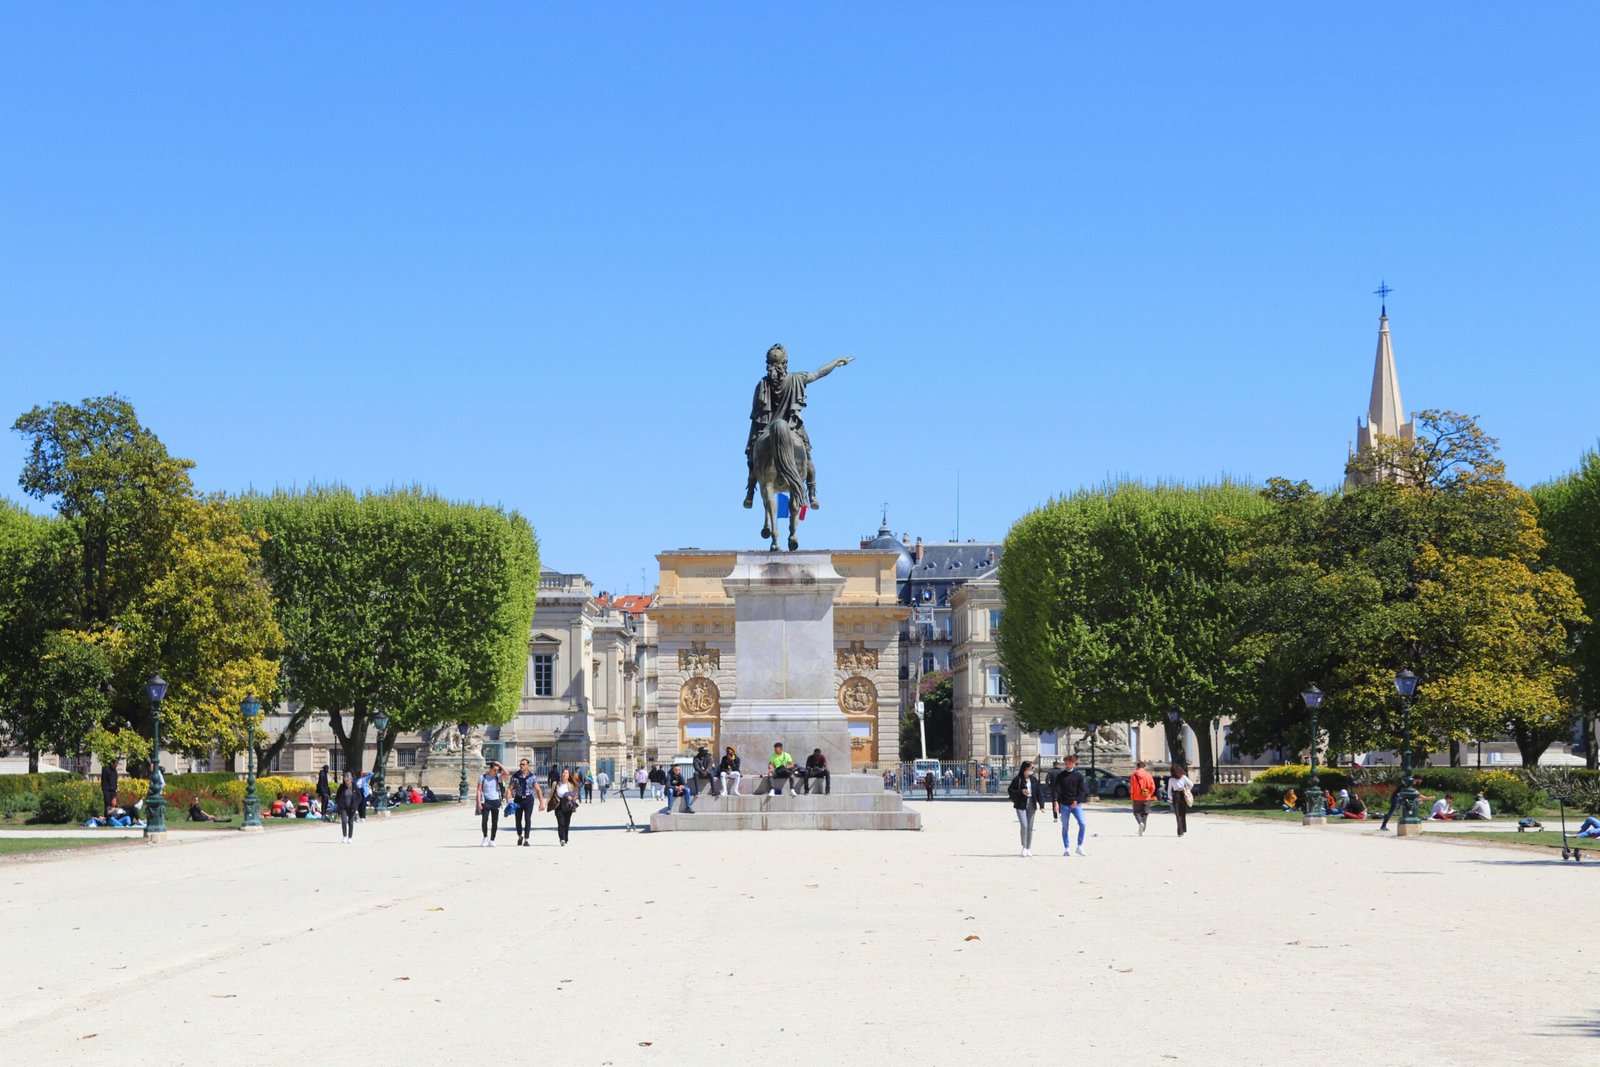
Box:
[910,759,942,787]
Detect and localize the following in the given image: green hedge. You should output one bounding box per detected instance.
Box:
[39,781,105,823]
[0,792,40,816]
[1251,764,1354,791]
[0,772,75,798]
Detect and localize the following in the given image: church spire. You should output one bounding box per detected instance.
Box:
[1366,309,1406,438]
[1347,286,1415,487]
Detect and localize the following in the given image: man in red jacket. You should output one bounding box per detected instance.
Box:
[1128,760,1157,837]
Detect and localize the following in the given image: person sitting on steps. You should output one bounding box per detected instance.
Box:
[802,747,831,795]
[769,743,797,796]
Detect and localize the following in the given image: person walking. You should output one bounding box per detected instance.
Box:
[1045,760,1062,822]
[1168,761,1194,837]
[315,765,333,822]
[1008,761,1043,857]
[548,769,578,845]
[635,765,648,799]
[1128,760,1157,836]
[100,758,119,820]
[356,769,372,821]
[334,771,358,843]
[718,746,742,797]
[582,772,595,803]
[648,764,665,801]
[923,770,936,802]
[596,768,611,802]
[509,758,545,846]
[476,760,508,847]
[1053,754,1090,856]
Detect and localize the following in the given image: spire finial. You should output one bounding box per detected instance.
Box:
[1374,280,1393,316]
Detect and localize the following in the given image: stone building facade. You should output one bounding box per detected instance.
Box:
[652,548,904,769]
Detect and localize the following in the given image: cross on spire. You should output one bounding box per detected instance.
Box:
[1373,280,1393,315]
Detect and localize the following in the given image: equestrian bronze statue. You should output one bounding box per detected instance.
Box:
[743,343,853,551]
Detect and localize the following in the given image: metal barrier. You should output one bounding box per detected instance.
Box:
[895,760,1020,797]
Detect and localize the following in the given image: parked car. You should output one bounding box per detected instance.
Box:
[1081,767,1130,798]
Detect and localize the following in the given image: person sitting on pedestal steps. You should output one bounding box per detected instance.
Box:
[692,746,719,798]
[660,765,695,815]
[802,748,831,795]
[718,746,742,797]
[769,743,797,795]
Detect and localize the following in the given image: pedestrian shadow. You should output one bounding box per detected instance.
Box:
[1534,1009,1600,1039]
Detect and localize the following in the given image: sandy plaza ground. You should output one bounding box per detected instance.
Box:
[2,789,1596,1066]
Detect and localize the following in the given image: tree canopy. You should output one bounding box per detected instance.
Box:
[997,481,1270,786]
[245,487,540,774]
[1533,445,1600,768]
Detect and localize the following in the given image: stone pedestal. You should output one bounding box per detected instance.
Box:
[716,553,853,772]
[1302,815,1327,826]
[1395,822,1424,837]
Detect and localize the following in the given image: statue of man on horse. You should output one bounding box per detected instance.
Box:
[742,343,853,551]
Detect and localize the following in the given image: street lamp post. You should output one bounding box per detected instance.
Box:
[458,722,470,802]
[372,710,390,816]
[1394,669,1423,837]
[240,695,263,831]
[1302,685,1326,826]
[1212,717,1223,784]
[914,700,928,761]
[1165,706,1183,764]
[1087,721,1099,780]
[144,676,168,841]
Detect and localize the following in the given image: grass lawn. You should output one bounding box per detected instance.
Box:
[1,799,449,832]
[0,837,128,857]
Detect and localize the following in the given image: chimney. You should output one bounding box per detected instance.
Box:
[914,536,924,562]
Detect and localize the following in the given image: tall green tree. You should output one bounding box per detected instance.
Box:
[998,481,1270,788]
[1233,412,1586,766]
[1533,445,1600,768]
[10,397,281,757]
[245,487,540,774]
[0,503,101,769]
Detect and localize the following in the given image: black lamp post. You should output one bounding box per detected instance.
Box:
[1393,669,1422,834]
[1212,717,1223,784]
[458,722,470,801]
[1165,705,1183,764]
[372,710,390,815]
[240,695,263,831]
[1086,721,1099,781]
[1302,685,1325,825]
[144,676,168,839]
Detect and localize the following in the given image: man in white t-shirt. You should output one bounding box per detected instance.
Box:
[1462,793,1492,821]
[1429,796,1456,820]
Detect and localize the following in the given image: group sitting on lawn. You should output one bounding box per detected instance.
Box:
[1429,793,1493,821]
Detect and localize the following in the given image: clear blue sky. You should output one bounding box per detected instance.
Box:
[3,4,1596,595]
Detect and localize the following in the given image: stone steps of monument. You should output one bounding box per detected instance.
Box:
[701,774,886,797]
[676,793,907,814]
[649,809,921,832]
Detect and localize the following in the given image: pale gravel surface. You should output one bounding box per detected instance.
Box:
[2,793,1597,1066]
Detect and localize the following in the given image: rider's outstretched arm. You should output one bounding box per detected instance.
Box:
[810,356,854,380]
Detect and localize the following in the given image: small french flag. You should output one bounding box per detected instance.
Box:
[776,494,809,521]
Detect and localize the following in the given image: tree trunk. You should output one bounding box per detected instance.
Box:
[1163,718,1186,767]
[1449,739,1462,767]
[1585,715,1597,771]
[328,700,369,776]
[257,705,314,776]
[1513,728,1547,768]
[1194,724,1215,790]
[27,746,39,774]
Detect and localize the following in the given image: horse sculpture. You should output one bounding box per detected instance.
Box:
[749,417,807,551]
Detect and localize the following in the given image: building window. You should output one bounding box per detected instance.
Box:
[922,653,936,675]
[986,667,1007,698]
[1038,731,1057,757]
[396,747,418,768]
[533,653,555,697]
[534,746,553,768]
[988,724,1008,759]
[265,750,284,773]
[330,748,346,773]
[989,609,1003,633]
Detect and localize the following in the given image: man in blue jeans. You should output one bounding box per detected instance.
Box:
[659,765,695,815]
[1052,754,1090,856]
